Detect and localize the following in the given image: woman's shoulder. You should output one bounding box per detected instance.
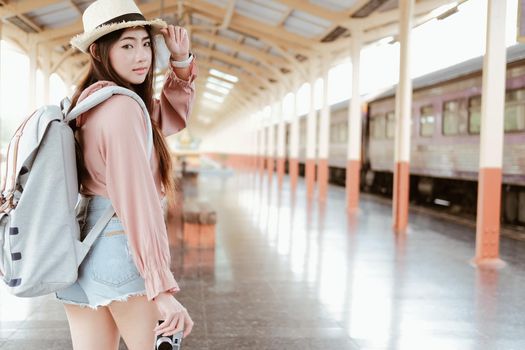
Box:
[78,82,145,129]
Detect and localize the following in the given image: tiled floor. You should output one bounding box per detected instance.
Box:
[2,167,525,349]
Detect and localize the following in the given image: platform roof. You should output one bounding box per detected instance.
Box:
[0,0,465,130]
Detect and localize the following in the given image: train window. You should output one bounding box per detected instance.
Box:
[468,96,481,134]
[386,112,395,139]
[504,89,525,132]
[330,125,338,143]
[419,105,435,137]
[443,100,459,135]
[371,114,386,139]
[340,122,348,143]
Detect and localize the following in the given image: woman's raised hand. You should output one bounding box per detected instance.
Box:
[153,292,194,338]
[160,25,190,61]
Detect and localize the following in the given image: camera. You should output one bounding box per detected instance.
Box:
[155,321,183,350]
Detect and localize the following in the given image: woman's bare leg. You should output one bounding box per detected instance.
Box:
[108,295,161,350]
[64,304,120,350]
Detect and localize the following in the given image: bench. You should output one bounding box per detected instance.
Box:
[182,200,217,249]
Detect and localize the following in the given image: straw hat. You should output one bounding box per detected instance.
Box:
[70,0,167,53]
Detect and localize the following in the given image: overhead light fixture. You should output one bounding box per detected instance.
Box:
[206,83,230,95]
[209,68,239,83]
[207,76,235,89]
[203,91,225,103]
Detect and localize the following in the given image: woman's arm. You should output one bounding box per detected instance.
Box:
[97,95,180,300]
[151,60,198,136]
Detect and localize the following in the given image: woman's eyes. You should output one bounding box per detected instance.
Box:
[121,42,151,49]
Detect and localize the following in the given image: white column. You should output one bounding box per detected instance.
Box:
[28,41,38,113]
[277,98,286,159]
[474,0,507,264]
[392,0,414,232]
[260,119,267,165]
[0,22,3,149]
[306,63,318,160]
[319,63,330,159]
[394,0,414,166]
[348,31,362,162]
[347,29,363,211]
[268,105,275,161]
[42,45,51,104]
[290,85,300,160]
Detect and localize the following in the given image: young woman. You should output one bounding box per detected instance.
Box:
[55,0,196,349]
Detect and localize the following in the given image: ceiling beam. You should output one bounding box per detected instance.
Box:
[193,31,292,71]
[0,0,62,18]
[184,0,314,56]
[194,43,280,82]
[277,0,346,23]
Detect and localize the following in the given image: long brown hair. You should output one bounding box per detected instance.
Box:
[70,27,175,204]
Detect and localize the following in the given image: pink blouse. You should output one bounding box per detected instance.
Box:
[75,62,197,300]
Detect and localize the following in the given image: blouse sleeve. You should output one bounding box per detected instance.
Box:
[152,60,198,137]
[96,95,180,300]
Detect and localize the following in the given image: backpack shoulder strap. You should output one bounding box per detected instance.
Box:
[66,87,155,261]
[65,86,153,158]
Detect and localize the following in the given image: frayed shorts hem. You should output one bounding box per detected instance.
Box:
[56,290,147,310]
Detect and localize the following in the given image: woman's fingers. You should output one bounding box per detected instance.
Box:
[155,315,175,335]
[182,312,194,338]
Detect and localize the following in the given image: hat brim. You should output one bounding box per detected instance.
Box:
[70,18,167,53]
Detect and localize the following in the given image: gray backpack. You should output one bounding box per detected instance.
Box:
[0,86,153,297]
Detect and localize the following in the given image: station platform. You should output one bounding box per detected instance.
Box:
[1,165,525,350]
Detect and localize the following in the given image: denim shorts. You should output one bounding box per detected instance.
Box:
[55,196,146,308]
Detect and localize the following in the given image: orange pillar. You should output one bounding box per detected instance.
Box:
[392,0,414,233]
[318,62,330,201]
[305,62,318,198]
[474,0,507,266]
[347,30,362,212]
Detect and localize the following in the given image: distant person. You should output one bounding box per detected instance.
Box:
[55,0,196,348]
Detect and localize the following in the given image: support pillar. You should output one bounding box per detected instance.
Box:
[42,45,51,104]
[318,61,330,201]
[306,61,318,198]
[347,30,363,212]
[28,41,38,113]
[289,84,300,193]
[474,0,507,266]
[276,98,286,189]
[392,0,414,233]
[259,121,267,178]
[0,22,3,153]
[267,109,275,183]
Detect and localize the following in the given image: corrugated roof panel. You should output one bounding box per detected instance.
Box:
[215,43,235,55]
[236,51,257,64]
[284,11,330,38]
[218,29,243,42]
[30,6,79,29]
[74,0,95,12]
[309,0,359,12]
[243,37,266,50]
[202,0,227,8]
[25,1,70,18]
[235,0,284,26]
[193,36,211,48]
[378,0,399,12]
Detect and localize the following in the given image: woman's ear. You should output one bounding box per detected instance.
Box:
[89,43,100,61]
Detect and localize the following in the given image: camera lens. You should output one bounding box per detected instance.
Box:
[156,336,173,350]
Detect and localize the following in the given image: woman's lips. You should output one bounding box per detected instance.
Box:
[133,68,148,75]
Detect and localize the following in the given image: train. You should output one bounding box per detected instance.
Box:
[288,44,525,226]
